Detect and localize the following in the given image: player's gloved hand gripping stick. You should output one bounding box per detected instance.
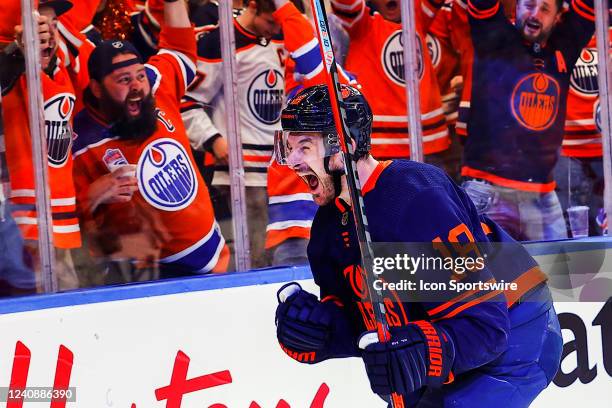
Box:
[359,321,455,397]
[307,0,407,406]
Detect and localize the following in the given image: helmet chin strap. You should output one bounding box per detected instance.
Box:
[323,155,344,198]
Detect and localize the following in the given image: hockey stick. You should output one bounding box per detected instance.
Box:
[308,1,406,406]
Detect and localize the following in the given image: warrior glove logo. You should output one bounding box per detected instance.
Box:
[138,138,198,211]
[570,48,598,96]
[44,93,75,167]
[382,31,424,86]
[247,69,284,125]
[511,73,560,131]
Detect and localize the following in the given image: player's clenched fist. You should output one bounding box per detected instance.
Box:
[86,165,138,213]
[360,321,455,396]
[275,282,359,364]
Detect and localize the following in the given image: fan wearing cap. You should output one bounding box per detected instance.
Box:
[72,0,230,278]
[0,0,85,290]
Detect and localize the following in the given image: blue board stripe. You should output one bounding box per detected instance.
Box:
[1,238,611,314]
[0,266,313,315]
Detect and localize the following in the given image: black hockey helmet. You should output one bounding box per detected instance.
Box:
[275,84,373,164]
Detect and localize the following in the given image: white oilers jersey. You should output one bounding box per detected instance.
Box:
[182,19,286,187]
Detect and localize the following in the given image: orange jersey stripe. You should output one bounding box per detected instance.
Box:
[462,166,556,193]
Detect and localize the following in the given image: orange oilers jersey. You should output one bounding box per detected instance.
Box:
[562,33,606,158]
[427,2,461,126]
[58,0,102,33]
[2,67,81,249]
[56,17,97,114]
[73,27,228,273]
[330,0,450,158]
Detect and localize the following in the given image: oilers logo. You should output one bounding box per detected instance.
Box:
[138,138,198,211]
[425,33,441,69]
[570,48,598,96]
[44,93,75,167]
[381,30,424,86]
[247,69,284,125]
[594,100,601,133]
[511,73,560,131]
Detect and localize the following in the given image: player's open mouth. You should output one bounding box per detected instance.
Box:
[298,170,320,193]
[303,174,320,191]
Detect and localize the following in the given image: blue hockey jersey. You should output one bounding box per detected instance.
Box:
[308,160,551,378]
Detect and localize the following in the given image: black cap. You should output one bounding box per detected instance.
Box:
[39,0,73,17]
[88,40,144,82]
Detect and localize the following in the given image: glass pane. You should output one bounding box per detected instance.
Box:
[552,3,607,240]
[0,27,62,297]
[452,0,601,242]
[424,0,463,183]
[1,85,40,298]
[69,0,234,286]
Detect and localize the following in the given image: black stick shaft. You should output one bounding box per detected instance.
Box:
[308,1,406,406]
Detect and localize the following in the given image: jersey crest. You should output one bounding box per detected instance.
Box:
[594,99,602,133]
[426,33,441,68]
[570,48,599,97]
[247,69,284,124]
[511,73,560,131]
[44,92,75,168]
[137,138,198,211]
[381,30,424,86]
[343,263,409,329]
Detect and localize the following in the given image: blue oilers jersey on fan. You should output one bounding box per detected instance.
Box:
[463,0,595,192]
[308,160,552,378]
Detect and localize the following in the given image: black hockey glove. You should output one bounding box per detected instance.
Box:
[360,321,455,396]
[275,282,358,364]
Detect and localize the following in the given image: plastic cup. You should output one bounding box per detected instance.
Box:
[112,164,137,179]
[567,206,589,238]
[111,164,137,198]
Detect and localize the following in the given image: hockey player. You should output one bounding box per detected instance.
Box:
[461,0,595,241]
[273,85,562,407]
[72,0,229,278]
